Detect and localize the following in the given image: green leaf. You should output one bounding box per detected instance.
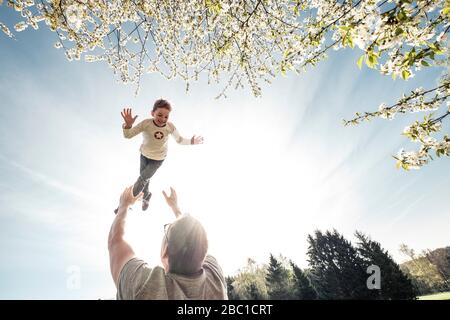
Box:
[366,53,377,69]
[401,69,411,80]
[421,60,430,67]
[339,26,355,48]
[279,60,292,76]
[205,0,222,14]
[347,36,354,49]
[398,11,407,21]
[429,42,444,54]
[342,34,349,47]
[442,7,450,17]
[395,27,404,36]
[357,55,364,69]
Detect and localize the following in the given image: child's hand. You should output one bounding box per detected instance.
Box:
[191,135,204,145]
[121,108,138,128]
[119,186,143,209]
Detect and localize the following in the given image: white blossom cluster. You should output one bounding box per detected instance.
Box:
[1,1,445,95]
[394,148,430,170]
[346,80,449,169]
[395,113,450,169]
[395,131,450,170]
[330,0,450,170]
[345,82,449,123]
[1,0,449,168]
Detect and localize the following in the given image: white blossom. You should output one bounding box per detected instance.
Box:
[65,3,85,32]
[14,21,28,32]
[1,0,449,169]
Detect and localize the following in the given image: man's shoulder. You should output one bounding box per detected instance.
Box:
[202,256,228,299]
[203,255,225,279]
[122,258,165,274]
[118,259,167,299]
[204,254,218,265]
[120,257,148,275]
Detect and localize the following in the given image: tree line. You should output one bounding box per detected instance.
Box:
[226,230,450,300]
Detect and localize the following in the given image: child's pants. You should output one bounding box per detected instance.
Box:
[132,154,164,200]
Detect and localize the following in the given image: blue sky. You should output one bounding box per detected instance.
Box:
[0,9,449,299]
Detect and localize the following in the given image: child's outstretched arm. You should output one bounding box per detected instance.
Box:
[121,107,145,139]
[190,134,204,145]
[169,122,204,145]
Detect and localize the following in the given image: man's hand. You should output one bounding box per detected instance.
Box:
[121,108,138,129]
[191,135,204,145]
[162,187,182,218]
[119,186,143,211]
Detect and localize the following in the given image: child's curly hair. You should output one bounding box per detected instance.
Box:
[153,99,172,112]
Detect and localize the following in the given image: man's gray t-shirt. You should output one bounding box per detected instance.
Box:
[117,255,228,300]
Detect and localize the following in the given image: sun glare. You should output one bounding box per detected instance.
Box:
[95,100,364,275]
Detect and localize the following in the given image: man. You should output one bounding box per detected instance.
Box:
[108,186,228,299]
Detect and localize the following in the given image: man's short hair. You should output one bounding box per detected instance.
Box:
[167,215,208,275]
[153,99,172,112]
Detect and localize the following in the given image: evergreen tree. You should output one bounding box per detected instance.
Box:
[355,231,417,300]
[290,261,317,300]
[307,230,374,299]
[248,283,264,300]
[265,254,293,300]
[225,276,239,300]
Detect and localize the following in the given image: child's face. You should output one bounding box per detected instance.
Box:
[152,107,170,126]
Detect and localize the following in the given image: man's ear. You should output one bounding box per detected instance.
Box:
[161,244,169,271]
[161,243,168,258]
[151,110,155,117]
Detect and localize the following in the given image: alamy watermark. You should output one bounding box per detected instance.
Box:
[366,265,381,290]
[66,265,81,290]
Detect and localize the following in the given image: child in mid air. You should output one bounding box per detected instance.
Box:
[115,99,203,213]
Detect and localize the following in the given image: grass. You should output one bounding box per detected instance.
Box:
[417,291,450,300]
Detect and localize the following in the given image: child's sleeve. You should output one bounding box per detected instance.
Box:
[123,120,147,139]
[169,122,191,145]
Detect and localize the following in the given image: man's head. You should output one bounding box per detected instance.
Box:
[151,99,172,127]
[161,215,208,275]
